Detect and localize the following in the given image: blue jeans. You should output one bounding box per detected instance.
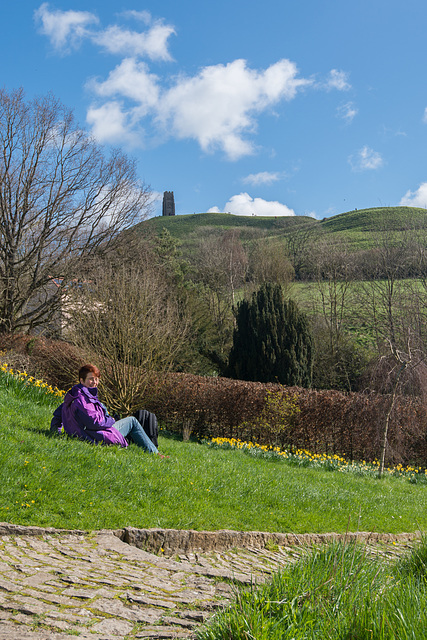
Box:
[114,417,158,453]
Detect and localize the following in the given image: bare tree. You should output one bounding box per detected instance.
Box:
[223,229,249,306]
[0,88,151,334]
[374,335,425,477]
[282,217,319,279]
[248,237,294,291]
[402,222,427,348]
[358,223,412,351]
[312,238,355,352]
[192,229,248,305]
[67,260,190,415]
[189,229,249,364]
[306,238,362,390]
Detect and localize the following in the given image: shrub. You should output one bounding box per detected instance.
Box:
[239,389,300,448]
[226,284,313,386]
[0,334,85,390]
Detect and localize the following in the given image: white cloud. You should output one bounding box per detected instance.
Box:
[157,59,310,160]
[120,10,152,25]
[92,22,175,61]
[35,4,175,61]
[36,6,350,161]
[86,101,141,146]
[86,56,311,159]
[242,171,282,186]
[399,183,427,208]
[423,107,427,124]
[337,101,358,124]
[88,58,160,112]
[325,69,351,91]
[348,146,383,171]
[34,3,98,52]
[208,192,295,217]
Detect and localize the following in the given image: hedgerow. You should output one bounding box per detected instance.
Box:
[145,372,427,467]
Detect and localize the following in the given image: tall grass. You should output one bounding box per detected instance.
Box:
[197,537,427,639]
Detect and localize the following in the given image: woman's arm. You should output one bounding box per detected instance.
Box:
[73,397,114,431]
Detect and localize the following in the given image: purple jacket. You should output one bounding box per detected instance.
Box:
[61,384,128,448]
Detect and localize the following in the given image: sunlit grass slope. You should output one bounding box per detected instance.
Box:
[136,211,314,241]
[136,206,427,252]
[1,363,427,534]
[321,205,427,233]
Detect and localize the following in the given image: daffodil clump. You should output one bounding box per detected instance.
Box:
[205,436,427,484]
[0,357,64,403]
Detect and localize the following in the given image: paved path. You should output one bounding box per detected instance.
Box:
[0,525,418,640]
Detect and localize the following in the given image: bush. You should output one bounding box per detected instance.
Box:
[0,334,85,390]
[226,284,313,386]
[239,389,300,448]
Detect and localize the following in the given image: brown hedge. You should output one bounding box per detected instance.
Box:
[144,372,427,466]
[0,333,86,390]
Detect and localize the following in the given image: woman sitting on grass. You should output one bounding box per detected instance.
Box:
[53,364,159,454]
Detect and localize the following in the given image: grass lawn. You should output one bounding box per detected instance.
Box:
[1,370,426,533]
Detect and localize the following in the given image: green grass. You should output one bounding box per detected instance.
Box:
[136,211,315,241]
[321,206,427,233]
[136,206,427,253]
[1,368,427,533]
[197,537,427,639]
[317,206,427,251]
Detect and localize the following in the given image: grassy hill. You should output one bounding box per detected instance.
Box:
[321,206,427,233]
[136,206,427,252]
[136,211,315,240]
[1,363,427,533]
[319,206,427,250]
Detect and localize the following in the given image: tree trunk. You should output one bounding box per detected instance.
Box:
[378,363,407,478]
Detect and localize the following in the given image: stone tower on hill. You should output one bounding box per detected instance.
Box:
[162,191,175,216]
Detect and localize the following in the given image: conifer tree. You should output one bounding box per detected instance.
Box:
[226,283,313,386]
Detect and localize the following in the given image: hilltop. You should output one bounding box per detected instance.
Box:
[320,206,427,233]
[135,206,427,252]
[135,210,314,242]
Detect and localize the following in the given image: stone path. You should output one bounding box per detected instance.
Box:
[0,524,419,640]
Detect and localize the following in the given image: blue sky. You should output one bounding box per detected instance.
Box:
[2,0,427,218]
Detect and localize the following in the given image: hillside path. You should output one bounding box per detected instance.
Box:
[0,524,418,640]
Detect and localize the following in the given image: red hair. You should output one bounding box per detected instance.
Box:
[78,363,100,381]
